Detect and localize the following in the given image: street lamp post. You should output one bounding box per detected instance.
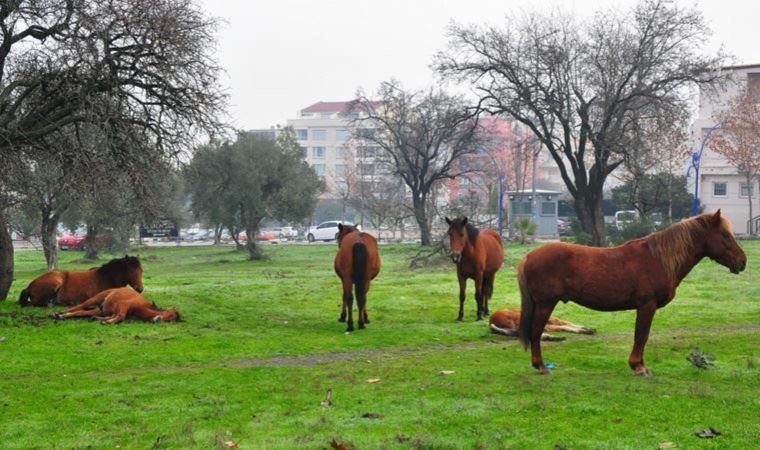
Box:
[687,123,722,216]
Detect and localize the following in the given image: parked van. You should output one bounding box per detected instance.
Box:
[614,210,638,230]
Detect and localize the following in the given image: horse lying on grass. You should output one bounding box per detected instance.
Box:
[53,287,180,324]
[489,308,595,341]
[518,211,746,376]
[19,255,143,307]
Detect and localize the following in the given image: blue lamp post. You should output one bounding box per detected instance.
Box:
[687,123,722,216]
[497,172,507,237]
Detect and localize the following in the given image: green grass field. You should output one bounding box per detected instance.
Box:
[0,241,758,449]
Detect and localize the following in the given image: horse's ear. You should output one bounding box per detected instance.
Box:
[462,217,468,226]
[445,217,451,225]
[711,209,722,225]
[338,223,344,231]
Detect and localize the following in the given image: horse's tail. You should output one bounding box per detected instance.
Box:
[517,257,533,350]
[18,288,31,307]
[352,241,369,312]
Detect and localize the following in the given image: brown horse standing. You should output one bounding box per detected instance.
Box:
[518,211,747,375]
[18,255,144,307]
[54,287,180,324]
[334,224,381,332]
[445,217,504,321]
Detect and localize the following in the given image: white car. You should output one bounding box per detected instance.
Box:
[307,220,355,242]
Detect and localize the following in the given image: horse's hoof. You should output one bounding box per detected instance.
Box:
[338,317,346,322]
[358,324,365,330]
[455,317,464,322]
[634,367,652,376]
[538,368,552,375]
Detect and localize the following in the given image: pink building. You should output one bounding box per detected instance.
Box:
[447,117,539,206]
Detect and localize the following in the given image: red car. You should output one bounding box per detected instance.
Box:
[57,232,112,250]
[236,231,277,242]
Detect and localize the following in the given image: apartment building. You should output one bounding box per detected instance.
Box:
[691,64,760,235]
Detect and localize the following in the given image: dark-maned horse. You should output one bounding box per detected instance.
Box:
[54,287,179,324]
[518,211,746,375]
[445,217,504,321]
[334,224,381,332]
[18,255,144,307]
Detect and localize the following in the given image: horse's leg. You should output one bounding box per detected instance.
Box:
[482,275,494,316]
[545,322,596,335]
[456,270,467,322]
[101,312,127,324]
[629,301,657,376]
[357,280,369,330]
[362,281,371,324]
[530,302,557,374]
[338,301,347,322]
[57,309,103,320]
[474,272,485,321]
[341,277,354,332]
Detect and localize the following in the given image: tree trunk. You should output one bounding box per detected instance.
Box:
[575,190,605,246]
[412,194,432,246]
[40,213,59,270]
[0,209,14,301]
[84,224,99,259]
[744,173,754,236]
[245,226,263,260]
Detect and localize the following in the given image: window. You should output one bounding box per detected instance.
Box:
[511,201,532,215]
[319,112,332,119]
[740,182,755,198]
[311,129,327,140]
[335,146,347,159]
[312,146,326,158]
[312,164,325,176]
[541,201,556,216]
[363,146,379,158]
[300,146,307,158]
[360,164,375,176]
[335,164,347,177]
[318,221,335,229]
[335,129,351,141]
[335,180,348,192]
[713,182,727,197]
[459,177,473,187]
[295,129,308,141]
[748,73,760,99]
[357,128,376,139]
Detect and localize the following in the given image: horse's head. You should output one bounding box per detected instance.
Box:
[703,210,747,274]
[152,307,180,323]
[445,216,471,264]
[337,223,358,246]
[124,255,144,293]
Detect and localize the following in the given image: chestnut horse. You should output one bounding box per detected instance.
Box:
[445,217,503,321]
[334,224,381,332]
[54,287,180,324]
[489,308,595,341]
[518,211,746,375]
[18,255,143,307]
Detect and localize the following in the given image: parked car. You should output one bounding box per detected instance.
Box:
[58,231,112,250]
[614,210,638,230]
[557,219,572,236]
[279,226,298,238]
[236,230,278,242]
[307,220,355,242]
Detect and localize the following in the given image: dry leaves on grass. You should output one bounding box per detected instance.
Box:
[330,438,348,449]
[658,442,676,449]
[367,378,381,383]
[321,388,333,408]
[223,441,240,448]
[695,427,721,438]
[438,370,454,376]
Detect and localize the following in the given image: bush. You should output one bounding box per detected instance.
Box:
[514,218,537,244]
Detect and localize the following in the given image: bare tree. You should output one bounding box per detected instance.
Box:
[350,80,482,245]
[709,92,760,234]
[0,0,226,300]
[436,0,726,245]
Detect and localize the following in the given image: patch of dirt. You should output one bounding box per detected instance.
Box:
[0,311,47,327]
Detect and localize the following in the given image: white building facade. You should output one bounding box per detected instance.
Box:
[691,64,760,235]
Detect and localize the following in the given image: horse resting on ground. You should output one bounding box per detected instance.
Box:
[54,287,180,324]
[489,308,595,341]
[19,255,143,307]
[445,217,504,321]
[518,211,746,376]
[334,223,381,332]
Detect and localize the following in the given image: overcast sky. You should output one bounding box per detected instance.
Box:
[200,0,760,130]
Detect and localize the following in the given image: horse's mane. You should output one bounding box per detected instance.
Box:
[646,214,717,283]
[449,218,479,246]
[96,256,141,277]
